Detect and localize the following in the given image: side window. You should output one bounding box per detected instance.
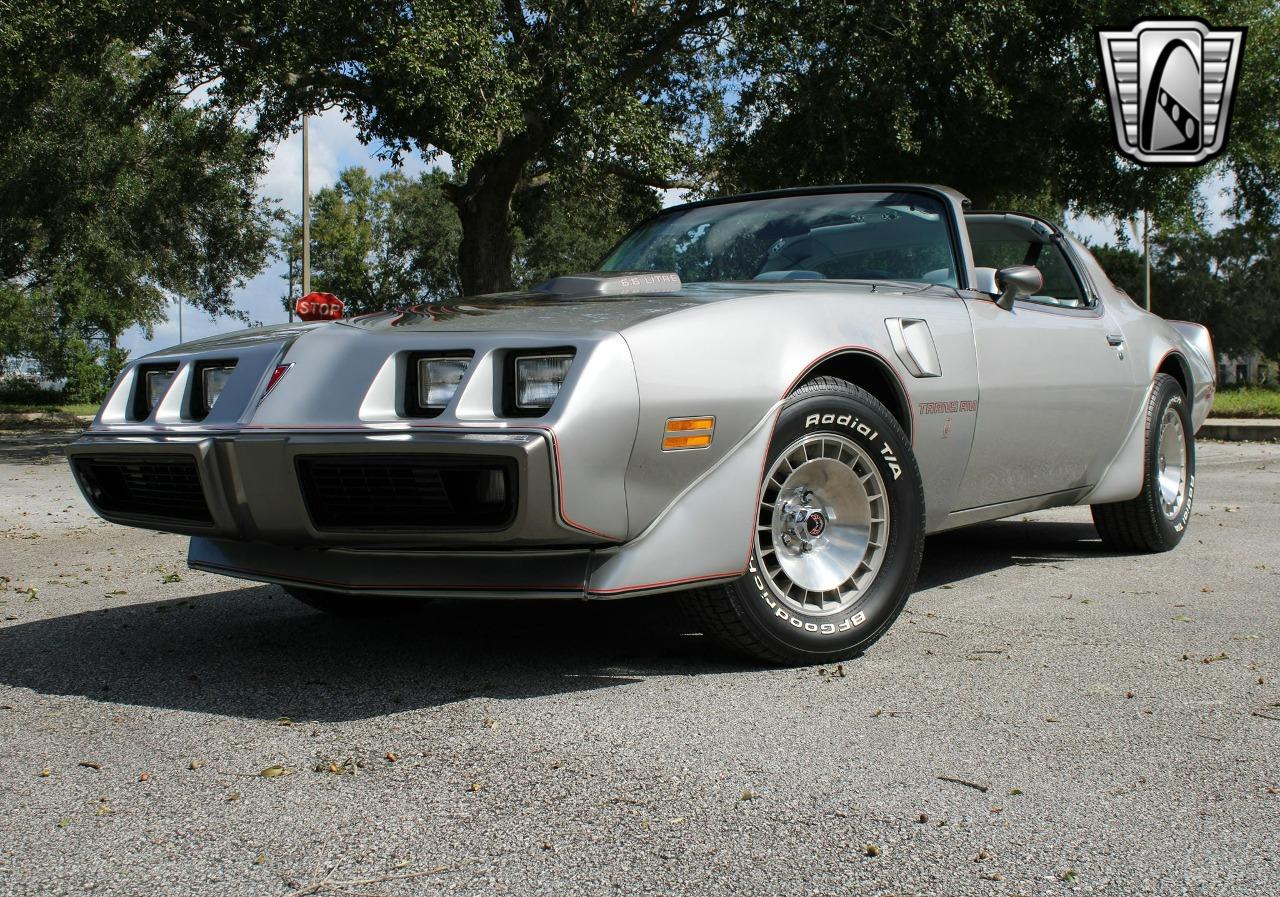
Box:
[970,239,1088,308]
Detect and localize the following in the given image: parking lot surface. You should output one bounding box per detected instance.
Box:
[0,431,1276,897]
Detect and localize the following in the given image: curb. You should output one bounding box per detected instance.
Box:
[1200,418,1280,442]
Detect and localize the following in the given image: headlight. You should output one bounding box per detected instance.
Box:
[146,369,174,410]
[514,353,574,412]
[198,363,236,416]
[419,357,471,410]
[134,364,177,419]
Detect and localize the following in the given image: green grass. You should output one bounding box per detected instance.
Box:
[1209,386,1280,419]
[0,402,97,416]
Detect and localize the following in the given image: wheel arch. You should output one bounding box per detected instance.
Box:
[1156,351,1193,413]
[790,349,913,441]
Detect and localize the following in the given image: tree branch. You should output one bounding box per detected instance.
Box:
[616,5,733,87]
[599,161,709,191]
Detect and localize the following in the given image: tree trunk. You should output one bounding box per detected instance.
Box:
[452,149,530,296]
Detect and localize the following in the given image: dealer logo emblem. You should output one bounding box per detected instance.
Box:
[805,512,826,537]
[1096,18,1246,166]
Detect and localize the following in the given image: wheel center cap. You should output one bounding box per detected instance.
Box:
[805,511,827,537]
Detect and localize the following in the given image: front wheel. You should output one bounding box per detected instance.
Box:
[681,376,925,665]
[1091,373,1195,552]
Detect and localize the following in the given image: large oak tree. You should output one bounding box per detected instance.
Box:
[145,1,731,295]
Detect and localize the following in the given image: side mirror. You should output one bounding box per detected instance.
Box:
[979,265,1043,311]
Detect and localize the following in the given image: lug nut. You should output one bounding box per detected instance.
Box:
[782,534,793,546]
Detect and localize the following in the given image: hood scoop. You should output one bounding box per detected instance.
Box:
[533,270,682,298]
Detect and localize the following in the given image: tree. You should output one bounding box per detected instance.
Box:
[140,1,731,295]
[0,41,274,394]
[512,171,662,285]
[281,167,462,315]
[1091,225,1280,359]
[285,165,660,313]
[718,0,1280,228]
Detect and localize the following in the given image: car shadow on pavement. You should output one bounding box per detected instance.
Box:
[0,519,1125,722]
[0,428,83,464]
[917,518,1119,590]
[0,585,745,722]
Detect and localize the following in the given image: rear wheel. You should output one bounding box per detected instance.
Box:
[285,587,431,617]
[681,376,925,665]
[1091,373,1195,552]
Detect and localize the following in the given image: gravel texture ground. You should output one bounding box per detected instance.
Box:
[0,430,1276,897]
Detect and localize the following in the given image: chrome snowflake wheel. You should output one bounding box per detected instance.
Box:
[756,433,890,616]
[1156,405,1188,520]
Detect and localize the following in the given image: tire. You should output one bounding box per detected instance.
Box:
[1091,373,1195,553]
[681,376,925,665]
[285,587,432,617]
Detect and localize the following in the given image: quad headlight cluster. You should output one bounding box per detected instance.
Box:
[131,361,236,420]
[406,349,574,417]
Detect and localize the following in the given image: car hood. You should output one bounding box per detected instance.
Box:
[337,280,933,334]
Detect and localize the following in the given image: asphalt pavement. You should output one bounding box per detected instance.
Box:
[0,431,1276,897]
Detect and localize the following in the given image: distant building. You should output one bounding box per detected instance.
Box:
[1217,352,1274,386]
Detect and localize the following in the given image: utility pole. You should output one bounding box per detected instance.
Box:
[1142,209,1151,312]
[301,113,311,297]
[177,295,183,344]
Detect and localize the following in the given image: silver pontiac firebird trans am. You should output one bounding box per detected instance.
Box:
[68,185,1215,664]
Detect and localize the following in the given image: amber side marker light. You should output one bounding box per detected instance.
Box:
[662,416,715,451]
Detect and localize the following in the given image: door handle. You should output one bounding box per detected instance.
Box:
[1106,333,1125,347]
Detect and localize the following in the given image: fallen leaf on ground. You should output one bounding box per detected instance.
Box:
[865,843,881,857]
[188,759,205,770]
[38,768,50,777]
[259,765,290,778]
[78,761,101,770]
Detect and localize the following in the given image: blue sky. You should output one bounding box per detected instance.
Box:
[119,112,1234,358]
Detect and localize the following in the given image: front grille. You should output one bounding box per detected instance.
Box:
[296,455,517,531]
[72,455,212,524]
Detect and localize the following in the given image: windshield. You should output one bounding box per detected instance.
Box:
[600,191,958,286]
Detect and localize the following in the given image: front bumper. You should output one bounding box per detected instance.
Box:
[188,536,592,599]
[66,429,607,549]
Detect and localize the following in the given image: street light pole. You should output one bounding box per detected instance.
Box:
[1142,209,1151,312]
[301,113,311,297]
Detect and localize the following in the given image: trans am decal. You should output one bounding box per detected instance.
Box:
[918,400,977,415]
